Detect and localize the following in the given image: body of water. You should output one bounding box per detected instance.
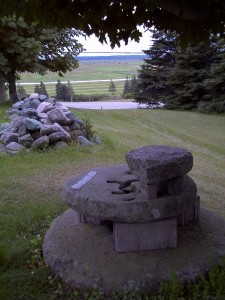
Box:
[77,52,147,61]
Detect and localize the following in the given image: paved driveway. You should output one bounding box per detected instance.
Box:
[60,101,148,110]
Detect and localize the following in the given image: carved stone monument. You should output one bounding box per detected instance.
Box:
[62,145,200,252]
[43,145,225,292]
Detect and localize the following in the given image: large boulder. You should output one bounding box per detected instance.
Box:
[31,135,50,150]
[24,118,42,131]
[47,108,72,125]
[5,142,26,154]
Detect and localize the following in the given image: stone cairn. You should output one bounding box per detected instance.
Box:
[61,145,200,252]
[0,93,96,155]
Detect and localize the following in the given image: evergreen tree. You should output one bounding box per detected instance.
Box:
[122,76,130,97]
[66,81,75,101]
[164,43,213,110]
[34,81,49,97]
[199,37,225,113]
[135,30,177,106]
[55,80,63,100]
[16,84,27,99]
[108,79,116,98]
[129,75,138,93]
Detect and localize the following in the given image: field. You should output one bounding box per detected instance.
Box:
[0,105,225,299]
[18,58,143,97]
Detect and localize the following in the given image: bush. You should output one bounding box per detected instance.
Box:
[198,100,225,113]
[122,93,134,99]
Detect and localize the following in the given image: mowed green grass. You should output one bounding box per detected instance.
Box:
[18,59,142,97]
[0,106,225,299]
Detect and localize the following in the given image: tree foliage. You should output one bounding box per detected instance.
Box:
[135,31,225,112]
[55,80,75,101]
[0,15,84,102]
[135,30,177,106]
[34,81,49,98]
[108,79,116,98]
[0,0,225,46]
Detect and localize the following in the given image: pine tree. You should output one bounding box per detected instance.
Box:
[199,37,225,113]
[34,81,49,97]
[129,75,138,93]
[66,81,75,101]
[122,76,130,97]
[164,43,213,110]
[108,79,116,98]
[55,80,63,100]
[17,84,27,100]
[135,30,177,106]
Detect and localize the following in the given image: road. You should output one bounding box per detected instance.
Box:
[60,101,148,110]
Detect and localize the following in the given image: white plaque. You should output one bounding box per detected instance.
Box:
[71,171,97,190]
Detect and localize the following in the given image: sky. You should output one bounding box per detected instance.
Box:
[78,27,152,53]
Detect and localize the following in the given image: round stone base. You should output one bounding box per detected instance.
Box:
[43,208,225,293]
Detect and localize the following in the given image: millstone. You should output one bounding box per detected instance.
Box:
[43,208,225,293]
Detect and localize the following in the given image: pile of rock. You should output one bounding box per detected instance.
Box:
[0,93,96,155]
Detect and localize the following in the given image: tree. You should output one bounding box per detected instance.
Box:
[1,1,225,46]
[0,76,7,103]
[34,81,49,98]
[164,42,213,110]
[16,84,27,100]
[122,76,130,97]
[199,38,225,113]
[135,30,177,106]
[0,15,84,102]
[55,80,63,101]
[65,81,75,101]
[108,80,116,98]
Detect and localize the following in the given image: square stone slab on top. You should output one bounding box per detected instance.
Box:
[126,145,193,185]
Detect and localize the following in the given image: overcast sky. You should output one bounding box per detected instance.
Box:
[78,27,152,53]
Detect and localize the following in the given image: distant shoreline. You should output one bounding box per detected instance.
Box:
[78,52,147,61]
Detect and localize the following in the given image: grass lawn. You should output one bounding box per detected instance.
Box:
[18,59,143,98]
[0,106,225,299]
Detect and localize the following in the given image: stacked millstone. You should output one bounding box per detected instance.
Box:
[0,93,95,155]
[60,145,200,252]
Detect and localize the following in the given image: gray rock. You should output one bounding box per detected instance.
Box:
[24,118,42,131]
[1,132,18,145]
[126,145,193,185]
[8,114,22,121]
[18,124,28,136]
[54,123,71,139]
[40,125,60,136]
[92,136,102,145]
[7,108,20,116]
[49,131,70,143]
[40,118,53,125]
[31,135,50,149]
[37,112,48,119]
[29,93,39,100]
[46,98,56,104]
[21,102,31,110]
[30,99,41,109]
[47,108,72,125]
[12,101,24,110]
[55,103,69,112]
[5,142,26,154]
[64,111,76,122]
[36,101,54,114]
[77,135,93,147]
[0,123,11,131]
[21,107,37,118]
[18,134,34,148]
[54,141,68,149]
[0,144,6,152]
[39,94,47,101]
[69,121,81,130]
